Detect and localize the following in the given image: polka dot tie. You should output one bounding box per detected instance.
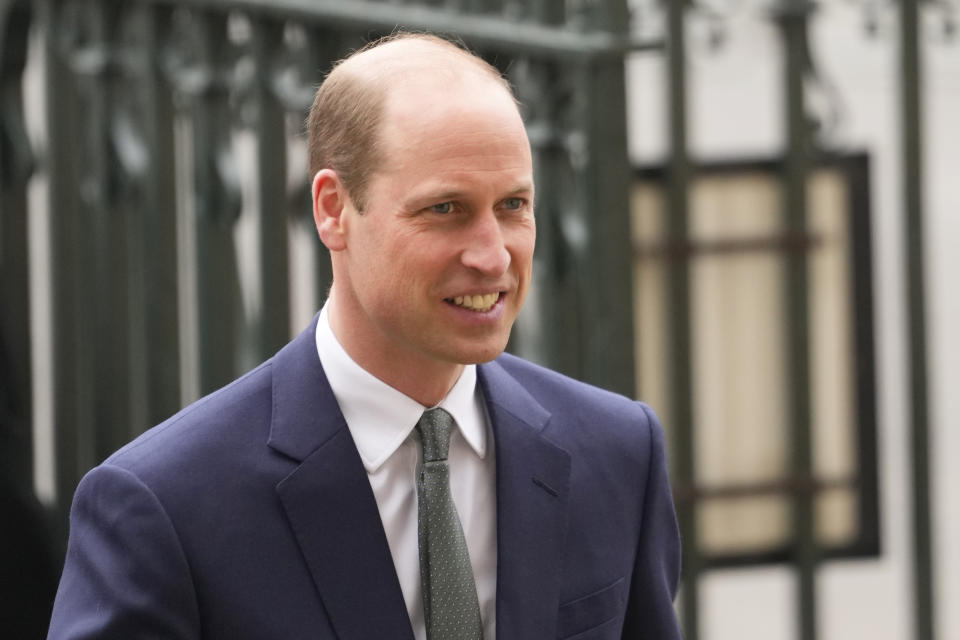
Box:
[416,408,484,640]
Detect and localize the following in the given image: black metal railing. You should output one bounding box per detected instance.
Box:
[0,0,940,638]
[11,0,640,523]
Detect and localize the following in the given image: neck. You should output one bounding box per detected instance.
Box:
[325,292,464,407]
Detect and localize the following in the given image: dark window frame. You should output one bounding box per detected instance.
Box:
[633,152,880,569]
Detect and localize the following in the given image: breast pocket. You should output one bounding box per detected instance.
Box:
[556,576,627,639]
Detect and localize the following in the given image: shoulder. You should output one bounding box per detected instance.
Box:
[488,352,655,422]
[483,353,662,459]
[102,359,278,487]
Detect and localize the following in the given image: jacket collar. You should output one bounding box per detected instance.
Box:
[268,317,415,639]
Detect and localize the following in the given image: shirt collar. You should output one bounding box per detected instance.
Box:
[315,304,487,473]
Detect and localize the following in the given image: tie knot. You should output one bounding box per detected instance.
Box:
[417,407,455,462]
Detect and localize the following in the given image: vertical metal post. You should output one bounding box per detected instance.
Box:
[80,0,135,462]
[139,4,181,425]
[42,0,94,522]
[252,19,290,358]
[189,10,243,394]
[775,1,817,638]
[900,1,935,638]
[576,0,635,397]
[0,0,34,459]
[527,71,575,377]
[664,1,698,637]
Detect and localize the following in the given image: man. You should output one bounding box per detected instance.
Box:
[48,34,681,639]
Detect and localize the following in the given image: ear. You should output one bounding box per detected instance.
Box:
[312,168,351,252]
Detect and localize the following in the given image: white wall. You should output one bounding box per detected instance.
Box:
[626,3,958,638]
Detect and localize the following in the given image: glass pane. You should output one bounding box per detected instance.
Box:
[809,169,859,548]
[699,495,791,556]
[631,160,874,563]
[690,174,788,491]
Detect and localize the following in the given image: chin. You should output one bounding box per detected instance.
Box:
[451,341,510,365]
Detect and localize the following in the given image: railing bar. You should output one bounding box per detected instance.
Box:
[0,0,34,477]
[635,231,823,258]
[87,0,136,460]
[140,4,182,426]
[674,474,859,502]
[900,0,935,638]
[577,53,635,397]
[528,60,581,377]
[41,0,93,522]
[776,1,817,638]
[253,18,290,359]
[664,0,699,638]
[135,0,646,59]
[189,9,243,393]
[529,0,564,26]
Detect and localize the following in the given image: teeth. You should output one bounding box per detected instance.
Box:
[448,293,499,312]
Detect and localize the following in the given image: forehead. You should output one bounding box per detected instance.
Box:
[377,74,530,170]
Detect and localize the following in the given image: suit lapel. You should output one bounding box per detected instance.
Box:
[479,360,571,639]
[265,322,571,638]
[268,319,414,640]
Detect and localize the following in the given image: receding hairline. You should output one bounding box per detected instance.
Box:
[327,33,514,100]
[307,33,518,210]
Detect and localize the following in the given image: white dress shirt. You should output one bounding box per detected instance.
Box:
[315,306,497,639]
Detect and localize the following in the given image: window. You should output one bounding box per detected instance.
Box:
[632,154,879,566]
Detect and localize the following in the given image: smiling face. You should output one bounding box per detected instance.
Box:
[315,66,535,403]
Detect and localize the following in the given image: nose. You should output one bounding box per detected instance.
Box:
[461,210,511,277]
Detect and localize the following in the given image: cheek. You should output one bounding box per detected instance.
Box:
[374,239,434,294]
[508,225,536,267]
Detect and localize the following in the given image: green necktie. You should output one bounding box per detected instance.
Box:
[416,408,484,640]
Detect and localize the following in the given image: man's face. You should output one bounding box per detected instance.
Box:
[333,76,535,379]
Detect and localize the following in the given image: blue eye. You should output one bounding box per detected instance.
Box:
[430,202,453,214]
[503,198,525,210]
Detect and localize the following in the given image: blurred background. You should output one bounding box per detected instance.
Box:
[1,0,957,638]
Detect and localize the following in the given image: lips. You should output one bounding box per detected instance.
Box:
[445,292,501,312]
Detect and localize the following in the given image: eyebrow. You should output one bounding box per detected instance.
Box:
[403,183,534,209]
[505,183,535,197]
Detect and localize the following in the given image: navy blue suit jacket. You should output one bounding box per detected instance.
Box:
[48,319,681,639]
